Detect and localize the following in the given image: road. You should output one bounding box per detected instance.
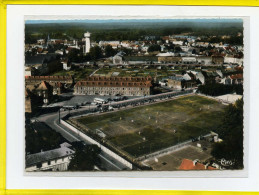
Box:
[36,110,129,171]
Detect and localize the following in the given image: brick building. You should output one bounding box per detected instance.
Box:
[74,76,152,96]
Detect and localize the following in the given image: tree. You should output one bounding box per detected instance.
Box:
[67,48,80,63]
[104,45,116,57]
[211,98,243,169]
[89,46,102,60]
[174,46,182,52]
[147,44,161,52]
[198,83,243,96]
[25,122,66,154]
[68,144,101,171]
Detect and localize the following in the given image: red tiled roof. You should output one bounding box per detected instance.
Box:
[85,76,152,82]
[178,159,217,170]
[36,81,50,91]
[25,75,72,81]
[75,76,152,88]
[230,74,243,80]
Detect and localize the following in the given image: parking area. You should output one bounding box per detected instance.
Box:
[46,93,143,107]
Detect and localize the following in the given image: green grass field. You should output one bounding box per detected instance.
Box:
[51,68,96,80]
[74,95,226,157]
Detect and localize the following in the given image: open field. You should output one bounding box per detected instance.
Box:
[94,67,179,78]
[74,95,226,157]
[51,68,97,80]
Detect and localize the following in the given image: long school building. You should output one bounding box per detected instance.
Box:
[74,76,152,96]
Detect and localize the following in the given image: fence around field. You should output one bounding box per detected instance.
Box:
[136,133,215,161]
[67,89,194,118]
[60,119,133,170]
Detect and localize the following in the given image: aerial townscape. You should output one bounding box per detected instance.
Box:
[24,19,243,172]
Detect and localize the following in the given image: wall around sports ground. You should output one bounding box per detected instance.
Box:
[136,133,216,162]
[60,119,133,170]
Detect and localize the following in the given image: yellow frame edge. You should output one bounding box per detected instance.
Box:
[0,1,259,195]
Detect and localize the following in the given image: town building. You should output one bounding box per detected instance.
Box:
[224,56,243,65]
[25,76,73,87]
[178,159,217,170]
[24,67,36,76]
[157,56,181,64]
[167,76,183,89]
[25,143,75,172]
[212,56,224,65]
[61,59,71,70]
[113,52,124,65]
[196,56,212,65]
[167,73,197,89]
[74,76,152,96]
[25,89,32,113]
[35,81,52,104]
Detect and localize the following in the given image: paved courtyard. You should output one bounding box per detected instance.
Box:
[142,140,213,171]
[47,93,142,107]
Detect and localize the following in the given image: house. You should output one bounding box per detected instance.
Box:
[178,159,217,170]
[61,59,70,70]
[25,143,75,172]
[229,74,243,84]
[196,71,218,85]
[182,57,197,64]
[156,52,175,57]
[196,72,206,84]
[37,39,45,45]
[99,41,120,49]
[216,70,223,78]
[172,40,184,46]
[121,41,131,48]
[224,56,243,65]
[35,81,52,104]
[158,80,168,86]
[212,55,224,65]
[167,76,184,89]
[25,66,36,76]
[113,53,124,65]
[25,89,32,113]
[51,82,63,95]
[196,56,212,65]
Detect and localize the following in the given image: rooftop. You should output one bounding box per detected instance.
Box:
[178,159,217,170]
[26,145,75,167]
[75,76,152,88]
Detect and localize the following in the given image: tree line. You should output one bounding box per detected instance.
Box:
[211,98,243,169]
[198,83,243,96]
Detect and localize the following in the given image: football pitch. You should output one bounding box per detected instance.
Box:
[73,95,226,157]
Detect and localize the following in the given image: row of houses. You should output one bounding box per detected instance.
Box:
[74,76,153,96]
[161,70,243,90]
